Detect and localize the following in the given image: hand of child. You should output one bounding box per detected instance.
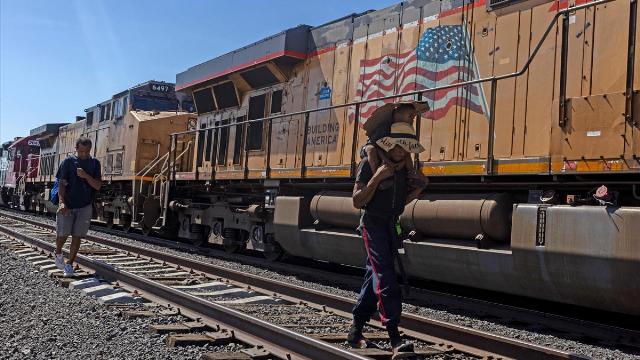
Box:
[373,163,395,182]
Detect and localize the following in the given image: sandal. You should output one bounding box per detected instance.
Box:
[347,324,382,349]
[391,340,416,359]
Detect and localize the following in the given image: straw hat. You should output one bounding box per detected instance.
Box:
[363,101,430,137]
[376,122,425,153]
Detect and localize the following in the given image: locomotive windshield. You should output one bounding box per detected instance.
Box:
[181,100,195,113]
[131,95,179,112]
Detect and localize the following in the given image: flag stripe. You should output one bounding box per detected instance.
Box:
[348,25,486,123]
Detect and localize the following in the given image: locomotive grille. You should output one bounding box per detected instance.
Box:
[535,206,548,247]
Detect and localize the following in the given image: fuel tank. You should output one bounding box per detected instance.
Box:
[401,193,514,242]
[310,192,513,242]
[310,191,362,229]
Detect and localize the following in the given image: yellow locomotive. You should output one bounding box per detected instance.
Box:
[160,0,639,315]
[24,81,195,230]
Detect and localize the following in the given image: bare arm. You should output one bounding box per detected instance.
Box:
[405,170,428,205]
[77,168,102,191]
[57,180,69,214]
[85,175,102,191]
[364,146,379,172]
[352,164,393,209]
[58,180,66,205]
[405,187,423,205]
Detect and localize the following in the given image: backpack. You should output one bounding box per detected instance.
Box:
[50,179,59,205]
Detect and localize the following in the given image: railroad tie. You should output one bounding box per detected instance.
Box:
[165,330,235,348]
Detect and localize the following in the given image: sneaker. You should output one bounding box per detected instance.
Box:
[63,263,74,277]
[55,254,65,270]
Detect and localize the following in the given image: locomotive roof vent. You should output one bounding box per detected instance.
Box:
[486,0,528,11]
[239,65,280,89]
[29,123,69,136]
[176,25,310,92]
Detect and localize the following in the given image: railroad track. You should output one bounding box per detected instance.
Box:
[0,213,588,360]
[4,209,639,354]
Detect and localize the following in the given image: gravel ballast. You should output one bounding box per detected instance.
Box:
[5,211,639,360]
[0,245,236,360]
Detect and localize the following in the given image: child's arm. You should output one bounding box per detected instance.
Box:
[364,145,380,173]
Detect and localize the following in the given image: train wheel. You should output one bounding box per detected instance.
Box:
[222,228,245,254]
[186,224,207,247]
[141,221,154,236]
[189,237,206,247]
[223,243,244,254]
[105,212,114,229]
[263,237,285,262]
[120,215,132,232]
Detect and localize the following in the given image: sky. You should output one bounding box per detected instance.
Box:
[0,0,396,143]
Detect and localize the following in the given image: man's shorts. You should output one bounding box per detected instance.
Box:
[56,204,92,237]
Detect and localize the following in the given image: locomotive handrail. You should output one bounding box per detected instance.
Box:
[144,153,169,179]
[161,140,193,226]
[131,146,167,219]
[135,143,162,178]
[135,145,165,185]
[169,0,617,177]
[169,140,193,171]
[133,144,163,205]
[160,151,172,174]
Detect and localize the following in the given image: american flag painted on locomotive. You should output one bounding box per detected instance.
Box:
[349,25,488,123]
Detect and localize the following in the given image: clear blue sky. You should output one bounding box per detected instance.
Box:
[0,0,396,143]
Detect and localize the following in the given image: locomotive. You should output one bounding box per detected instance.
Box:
[162,0,639,316]
[1,0,638,316]
[0,124,67,208]
[6,81,196,231]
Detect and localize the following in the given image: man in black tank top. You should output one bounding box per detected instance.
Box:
[349,122,427,359]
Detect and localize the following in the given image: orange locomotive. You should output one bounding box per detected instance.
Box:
[159,0,640,316]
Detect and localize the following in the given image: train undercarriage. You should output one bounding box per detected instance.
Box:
[2,172,639,316]
[157,175,640,316]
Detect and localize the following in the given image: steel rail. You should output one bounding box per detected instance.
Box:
[0,213,585,360]
[4,209,639,349]
[0,221,367,360]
